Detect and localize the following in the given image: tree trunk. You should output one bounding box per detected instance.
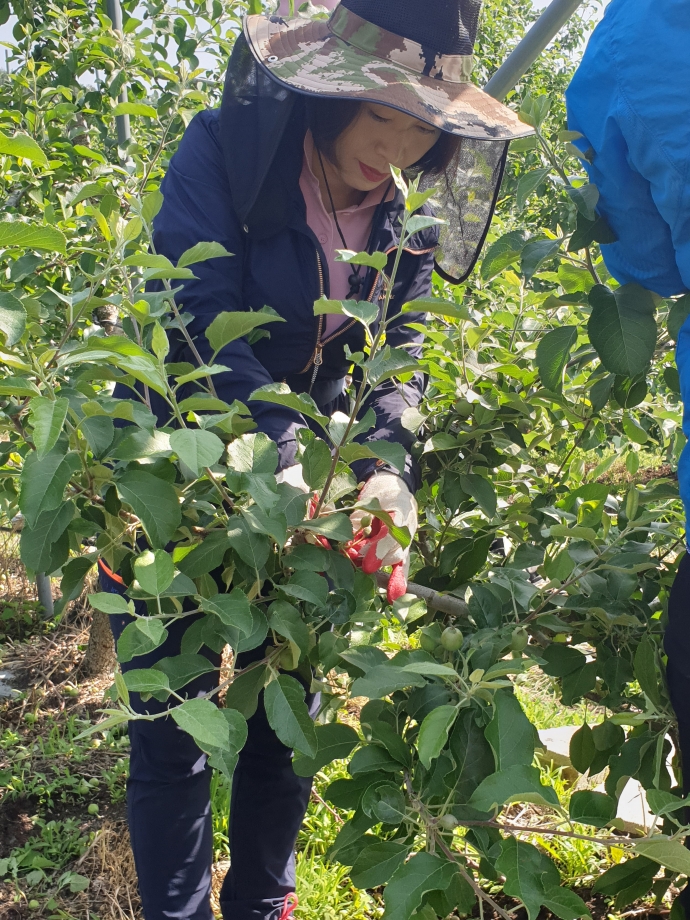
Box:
[82,609,116,677]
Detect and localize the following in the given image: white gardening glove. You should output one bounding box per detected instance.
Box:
[348,473,418,601]
[276,463,310,493]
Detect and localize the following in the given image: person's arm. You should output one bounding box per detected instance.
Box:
[152,110,305,468]
[565,23,690,298]
[350,245,434,493]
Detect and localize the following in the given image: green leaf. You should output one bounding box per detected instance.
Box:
[227,432,278,474]
[206,710,248,783]
[459,473,496,518]
[366,440,407,476]
[152,654,217,691]
[224,663,269,719]
[20,502,74,572]
[206,311,284,355]
[201,589,254,635]
[402,298,472,321]
[55,555,97,615]
[567,182,599,220]
[568,211,616,251]
[382,852,457,920]
[279,571,329,607]
[89,592,131,615]
[521,238,561,281]
[516,168,551,210]
[117,470,182,548]
[469,764,559,812]
[293,723,360,776]
[0,375,41,397]
[19,448,80,528]
[80,416,115,456]
[568,790,616,827]
[263,674,318,757]
[496,837,561,920]
[117,617,167,663]
[634,637,663,709]
[368,346,420,388]
[268,601,310,657]
[170,697,233,751]
[0,131,49,166]
[401,661,457,678]
[123,668,171,695]
[249,383,329,430]
[417,705,457,768]
[0,292,26,346]
[542,887,591,920]
[350,841,409,889]
[177,241,233,268]
[29,397,69,460]
[133,549,174,596]
[227,518,270,569]
[342,299,379,328]
[177,532,231,578]
[481,230,525,281]
[302,438,332,491]
[405,214,444,236]
[0,221,66,253]
[587,284,657,377]
[351,663,426,699]
[536,326,578,391]
[646,790,687,817]
[335,249,388,272]
[485,690,536,770]
[112,101,157,118]
[111,428,171,461]
[668,293,690,341]
[593,856,657,907]
[569,723,595,774]
[242,506,288,548]
[633,838,690,875]
[169,428,224,475]
[298,514,353,544]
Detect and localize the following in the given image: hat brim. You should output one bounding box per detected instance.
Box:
[245,14,533,142]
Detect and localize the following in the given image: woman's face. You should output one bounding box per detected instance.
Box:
[331,102,441,192]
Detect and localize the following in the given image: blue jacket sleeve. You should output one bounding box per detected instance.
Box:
[350,247,434,493]
[565,1,690,297]
[152,110,304,469]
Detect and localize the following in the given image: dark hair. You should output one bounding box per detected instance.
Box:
[304,96,461,177]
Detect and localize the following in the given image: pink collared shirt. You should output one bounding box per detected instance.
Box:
[299,130,392,336]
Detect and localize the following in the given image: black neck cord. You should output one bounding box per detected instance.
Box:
[316,145,391,299]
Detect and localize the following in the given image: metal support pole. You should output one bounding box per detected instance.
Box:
[106,0,131,150]
[484,0,585,100]
[36,572,54,619]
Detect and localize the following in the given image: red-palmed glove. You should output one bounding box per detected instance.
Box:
[347,473,418,603]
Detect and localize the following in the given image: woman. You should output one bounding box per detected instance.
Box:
[103,2,529,918]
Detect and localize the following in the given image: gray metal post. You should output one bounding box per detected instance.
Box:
[36,572,54,619]
[106,0,131,150]
[484,0,585,100]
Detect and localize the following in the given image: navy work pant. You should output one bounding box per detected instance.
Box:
[101,567,316,920]
[664,552,690,913]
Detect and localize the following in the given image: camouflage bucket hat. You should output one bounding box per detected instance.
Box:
[244,0,532,142]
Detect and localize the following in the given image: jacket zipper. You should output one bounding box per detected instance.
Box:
[301,244,437,391]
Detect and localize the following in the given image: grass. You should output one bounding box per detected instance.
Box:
[514,669,604,730]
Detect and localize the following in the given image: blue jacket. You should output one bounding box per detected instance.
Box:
[139,37,439,492]
[565,0,690,513]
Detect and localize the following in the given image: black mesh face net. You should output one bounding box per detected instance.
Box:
[419,138,509,284]
[340,0,481,56]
